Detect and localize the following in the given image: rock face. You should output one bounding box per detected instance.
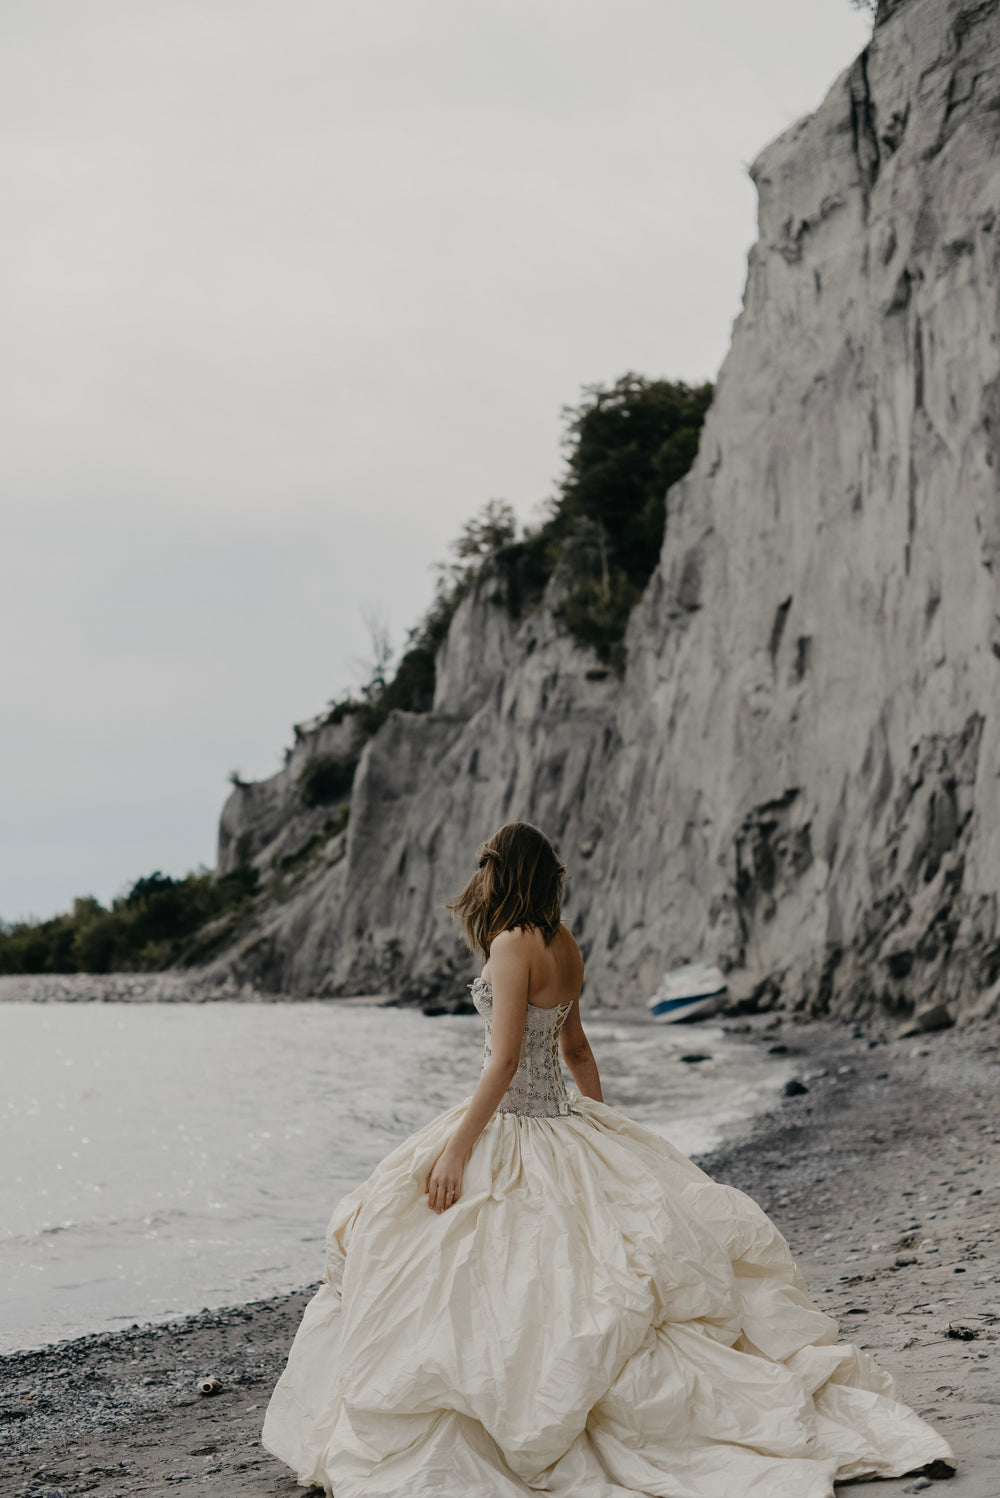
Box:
[217,711,357,878]
[204,0,1000,1023]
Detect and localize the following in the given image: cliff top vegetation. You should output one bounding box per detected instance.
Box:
[326,372,713,745]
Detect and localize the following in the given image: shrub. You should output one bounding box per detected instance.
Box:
[298,753,358,807]
[324,804,350,838]
[554,571,641,672]
[278,806,351,874]
[72,912,123,973]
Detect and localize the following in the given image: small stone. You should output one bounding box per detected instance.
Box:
[924,1460,957,1479]
[916,1001,954,1030]
[783,1078,809,1097]
[909,1479,932,1493]
[767,1043,788,1054]
[895,1253,917,1267]
[680,1054,711,1064]
[895,1001,954,1039]
[954,1265,966,1273]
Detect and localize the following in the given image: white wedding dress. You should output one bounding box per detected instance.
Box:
[262,977,954,1497]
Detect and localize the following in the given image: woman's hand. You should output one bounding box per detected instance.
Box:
[426,1143,467,1213]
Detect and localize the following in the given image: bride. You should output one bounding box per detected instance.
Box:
[262,821,955,1497]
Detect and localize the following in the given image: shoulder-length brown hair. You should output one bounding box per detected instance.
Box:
[445,822,566,962]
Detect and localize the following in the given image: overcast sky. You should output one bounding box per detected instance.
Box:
[2,0,871,923]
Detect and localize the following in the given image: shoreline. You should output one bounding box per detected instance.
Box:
[0,974,385,1005]
[2,1020,998,1496]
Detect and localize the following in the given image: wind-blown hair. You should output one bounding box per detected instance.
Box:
[446,822,567,962]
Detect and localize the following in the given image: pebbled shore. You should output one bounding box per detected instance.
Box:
[0,974,275,1004]
[1,1017,997,1497]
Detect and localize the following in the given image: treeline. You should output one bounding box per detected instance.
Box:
[0,868,258,975]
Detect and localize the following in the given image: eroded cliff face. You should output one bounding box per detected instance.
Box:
[206,0,1000,1022]
[217,713,357,879]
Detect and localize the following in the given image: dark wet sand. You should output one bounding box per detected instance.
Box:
[2,1016,997,1497]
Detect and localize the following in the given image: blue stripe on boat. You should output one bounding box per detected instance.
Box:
[648,990,725,1015]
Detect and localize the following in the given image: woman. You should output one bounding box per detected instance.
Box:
[262,821,955,1497]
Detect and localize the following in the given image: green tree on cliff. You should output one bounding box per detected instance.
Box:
[546,373,713,663]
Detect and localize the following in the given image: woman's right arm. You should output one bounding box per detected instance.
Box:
[558,997,603,1102]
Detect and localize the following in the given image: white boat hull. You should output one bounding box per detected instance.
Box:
[647,964,727,1023]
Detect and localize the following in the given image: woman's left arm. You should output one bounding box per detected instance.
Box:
[425,931,528,1213]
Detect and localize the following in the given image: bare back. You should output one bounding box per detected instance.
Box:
[482,921,584,1011]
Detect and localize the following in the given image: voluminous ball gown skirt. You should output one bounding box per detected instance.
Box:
[262,986,953,1497]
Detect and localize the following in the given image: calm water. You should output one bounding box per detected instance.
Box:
[0,1002,789,1353]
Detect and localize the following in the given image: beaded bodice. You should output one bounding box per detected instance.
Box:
[469,975,573,1118]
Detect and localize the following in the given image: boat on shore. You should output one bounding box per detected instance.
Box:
[647,963,727,1023]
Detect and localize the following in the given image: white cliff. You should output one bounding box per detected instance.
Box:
[205,0,1000,1023]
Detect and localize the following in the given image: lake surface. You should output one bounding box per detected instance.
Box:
[0,1001,789,1353]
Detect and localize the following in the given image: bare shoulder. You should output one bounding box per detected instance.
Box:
[557,921,584,969]
[489,926,535,956]
[486,927,534,998]
[487,926,535,978]
[558,920,581,952]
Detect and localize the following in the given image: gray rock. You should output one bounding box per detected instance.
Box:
[895,1001,955,1039]
[216,712,358,879]
[195,0,1000,1028]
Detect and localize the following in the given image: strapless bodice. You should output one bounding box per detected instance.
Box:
[469,975,573,1118]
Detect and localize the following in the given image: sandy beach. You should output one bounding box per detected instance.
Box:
[2,1013,997,1498]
